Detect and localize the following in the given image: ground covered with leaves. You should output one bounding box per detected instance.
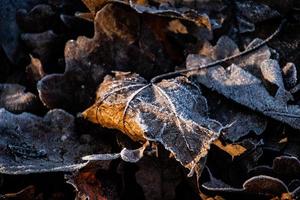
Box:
[0,0,300,199]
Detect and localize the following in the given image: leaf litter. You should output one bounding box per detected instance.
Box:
[1,0,300,199]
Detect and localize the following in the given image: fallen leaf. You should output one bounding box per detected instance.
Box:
[38,3,179,112]
[82,71,224,177]
[0,108,110,174]
[188,36,268,141]
[188,58,300,130]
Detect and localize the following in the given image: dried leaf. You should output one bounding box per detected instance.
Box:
[0,109,110,174]
[82,72,224,177]
[189,59,300,130]
[188,36,268,141]
[38,3,178,111]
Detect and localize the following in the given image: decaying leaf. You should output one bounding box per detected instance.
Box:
[0,108,110,174]
[82,71,225,177]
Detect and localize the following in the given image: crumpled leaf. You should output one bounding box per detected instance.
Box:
[0,108,110,174]
[0,84,41,113]
[82,71,224,177]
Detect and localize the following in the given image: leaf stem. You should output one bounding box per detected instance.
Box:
[150,19,286,83]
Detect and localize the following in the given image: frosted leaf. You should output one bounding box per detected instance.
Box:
[0,109,110,174]
[82,72,223,177]
[189,60,300,130]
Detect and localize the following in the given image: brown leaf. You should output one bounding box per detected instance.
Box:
[38,3,178,112]
[82,71,224,177]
